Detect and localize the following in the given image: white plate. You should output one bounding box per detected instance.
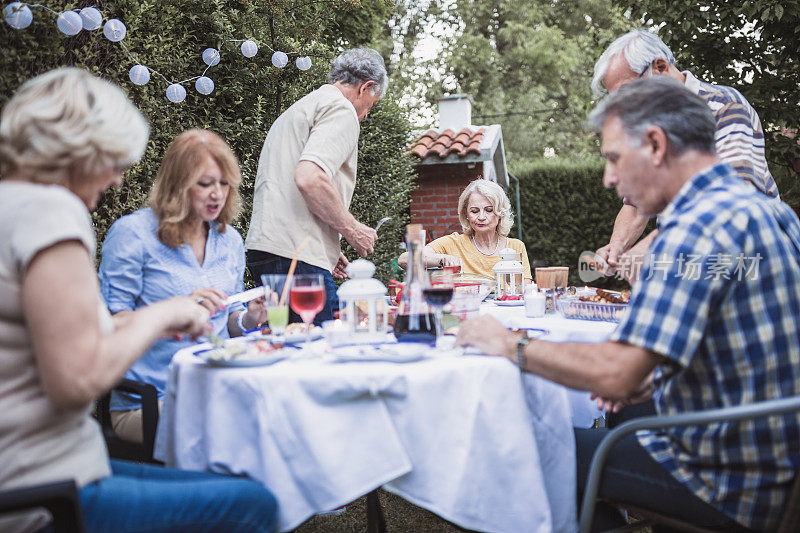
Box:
[203,351,292,368]
[331,344,428,363]
[267,327,324,344]
[493,298,524,306]
[194,339,293,367]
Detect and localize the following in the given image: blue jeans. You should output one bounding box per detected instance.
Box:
[246,249,338,325]
[79,460,278,533]
[575,428,746,531]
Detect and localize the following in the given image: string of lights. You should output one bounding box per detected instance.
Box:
[3,2,314,103]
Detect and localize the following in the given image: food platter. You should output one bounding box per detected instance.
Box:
[195,338,293,367]
[557,288,630,322]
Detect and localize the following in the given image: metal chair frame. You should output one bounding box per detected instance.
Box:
[579,395,800,533]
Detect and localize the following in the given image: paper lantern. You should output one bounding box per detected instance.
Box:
[103,18,126,42]
[296,56,312,71]
[79,7,102,30]
[129,65,150,86]
[166,83,186,103]
[271,51,288,68]
[241,40,258,58]
[202,48,220,67]
[57,10,82,36]
[4,2,32,29]
[195,76,214,95]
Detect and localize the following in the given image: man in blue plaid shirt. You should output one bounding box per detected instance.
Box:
[458,77,800,530]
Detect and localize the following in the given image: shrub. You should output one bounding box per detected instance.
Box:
[511,158,629,288]
[0,0,412,285]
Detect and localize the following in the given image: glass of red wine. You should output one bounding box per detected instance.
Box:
[289,274,325,344]
[424,269,454,344]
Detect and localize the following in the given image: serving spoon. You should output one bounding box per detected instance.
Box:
[374,216,392,231]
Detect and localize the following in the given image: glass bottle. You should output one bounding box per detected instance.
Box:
[395,224,436,343]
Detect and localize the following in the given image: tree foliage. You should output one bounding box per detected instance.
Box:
[0,0,413,280]
[386,0,632,164]
[615,0,800,208]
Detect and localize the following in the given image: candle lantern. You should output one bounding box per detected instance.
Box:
[492,248,524,298]
[337,259,388,343]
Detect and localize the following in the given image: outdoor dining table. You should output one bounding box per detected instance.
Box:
[154,302,617,533]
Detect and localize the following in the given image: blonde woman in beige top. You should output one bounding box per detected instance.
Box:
[0,68,277,532]
[399,179,533,280]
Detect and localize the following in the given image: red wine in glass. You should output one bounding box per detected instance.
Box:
[423,286,454,306]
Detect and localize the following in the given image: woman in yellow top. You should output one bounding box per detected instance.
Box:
[399,179,532,279]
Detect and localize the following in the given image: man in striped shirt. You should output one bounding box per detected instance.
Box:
[591,30,778,282]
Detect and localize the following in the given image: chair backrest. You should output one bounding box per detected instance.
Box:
[0,480,85,533]
[94,379,161,463]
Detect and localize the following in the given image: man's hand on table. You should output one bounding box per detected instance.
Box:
[456,316,519,361]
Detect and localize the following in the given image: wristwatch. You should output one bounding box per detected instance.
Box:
[516,335,530,372]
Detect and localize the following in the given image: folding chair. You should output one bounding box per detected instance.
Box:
[0,480,85,533]
[579,395,800,533]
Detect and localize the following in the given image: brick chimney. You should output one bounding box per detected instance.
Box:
[438,94,472,130]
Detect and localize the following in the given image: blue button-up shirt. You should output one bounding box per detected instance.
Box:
[610,163,800,529]
[99,208,245,409]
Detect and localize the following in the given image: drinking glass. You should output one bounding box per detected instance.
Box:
[289,274,325,344]
[261,274,290,344]
[424,269,454,344]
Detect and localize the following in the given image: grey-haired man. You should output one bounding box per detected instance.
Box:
[246,48,387,323]
[591,30,777,282]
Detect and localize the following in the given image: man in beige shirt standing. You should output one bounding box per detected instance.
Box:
[246,48,387,323]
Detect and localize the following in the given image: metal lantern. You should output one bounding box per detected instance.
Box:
[492,248,524,298]
[336,259,388,344]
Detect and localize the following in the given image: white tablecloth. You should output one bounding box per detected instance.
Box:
[482,303,616,428]
[154,307,617,533]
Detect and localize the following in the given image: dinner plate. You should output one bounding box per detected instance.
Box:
[493,298,524,306]
[202,351,292,368]
[330,344,428,364]
[194,337,294,367]
[259,326,322,344]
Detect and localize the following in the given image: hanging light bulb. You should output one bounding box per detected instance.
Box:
[202,48,220,67]
[4,2,32,29]
[57,10,83,36]
[271,51,288,68]
[129,65,150,86]
[166,83,187,103]
[103,18,126,42]
[195,76,214,95]
[296,56,312,71]
[241,40,258,58]
[79,7,102,31]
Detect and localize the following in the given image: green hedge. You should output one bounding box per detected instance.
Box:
[511,158,628,288]
[0,0,412,285]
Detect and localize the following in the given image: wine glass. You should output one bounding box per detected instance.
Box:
[424,269,454,344]
[261,274,289,344]
[289,274,325,344]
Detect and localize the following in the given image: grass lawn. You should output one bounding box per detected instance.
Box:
[293,489,464,532]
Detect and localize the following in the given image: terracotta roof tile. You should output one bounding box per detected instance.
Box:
[407,127,486,160]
